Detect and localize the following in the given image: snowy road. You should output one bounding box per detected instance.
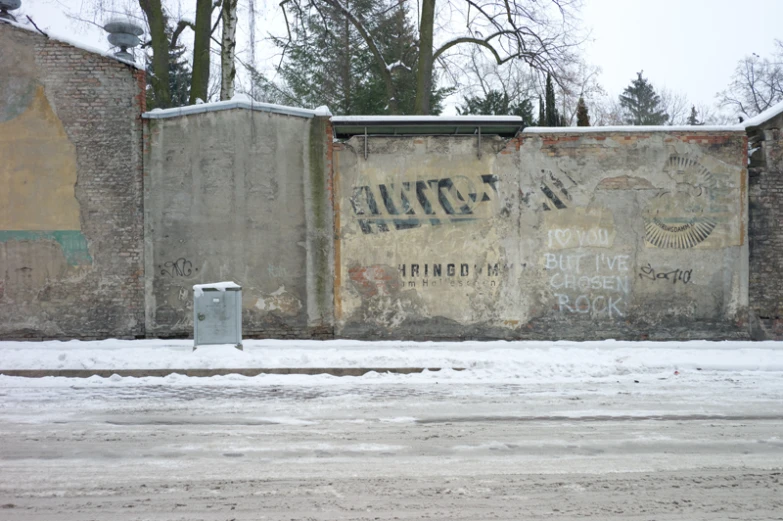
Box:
[1,366,783,519]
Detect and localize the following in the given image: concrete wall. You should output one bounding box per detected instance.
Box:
[0,23,145,339]
[143,109,333,338]
[748,113,783,339]
[334,130,748,340]
[0,22,759,342]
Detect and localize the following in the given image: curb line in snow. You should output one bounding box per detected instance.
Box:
[0,367,464,378]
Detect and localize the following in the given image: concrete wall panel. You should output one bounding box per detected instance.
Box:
[144,110,332,338]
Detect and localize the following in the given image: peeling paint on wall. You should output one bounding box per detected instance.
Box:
[0,86,83,231]
[255,285,302,315]
[0,231,91,266]
[335,132,748,340]
[0,85,91,266]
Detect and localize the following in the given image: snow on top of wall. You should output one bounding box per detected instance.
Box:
[144,94,328,120]
[742,99,783,130]
[193,281,241,298]
[314,106,332,116]
[332,115,524,123]
[524,124,746,134]
[523,101,783,134]
[0,17,141,69]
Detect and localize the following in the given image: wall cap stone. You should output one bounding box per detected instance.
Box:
[524,125,747,134]
[143,98,324,120]
[744,99,783,131]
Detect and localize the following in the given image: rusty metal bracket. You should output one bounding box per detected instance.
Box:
[364,127,368,160]
[477,126,482,159]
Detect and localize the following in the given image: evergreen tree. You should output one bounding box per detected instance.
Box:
[146,22,192,110]
[545,73,560,126]
[264,0,450,114]
[619,71,669,125]
[457,90,535,127]
[576,96,590,126]
[687,105,702,125]
[538,96,545,126]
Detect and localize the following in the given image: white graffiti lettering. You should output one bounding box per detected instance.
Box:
[544,253,587,273]
[546,251,630,318]
[555,293,624,317]
[548,228,611,249]
[549,274,630,294]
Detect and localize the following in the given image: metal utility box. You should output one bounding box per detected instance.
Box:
[193,282,243,350]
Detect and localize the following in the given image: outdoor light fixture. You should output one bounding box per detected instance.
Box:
[103,17,143,61]
[0,0,21,22]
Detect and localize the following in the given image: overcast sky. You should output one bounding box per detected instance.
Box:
[582,0,783,106]
[15,0,783,115]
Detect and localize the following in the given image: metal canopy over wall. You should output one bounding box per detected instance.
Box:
[330,116,525,139]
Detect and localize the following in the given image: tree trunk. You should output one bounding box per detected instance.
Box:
[220,0,238,100]
[138,0,170,108]
[342,1,351,114]
[414,0,435,115]
[190,0,212,104]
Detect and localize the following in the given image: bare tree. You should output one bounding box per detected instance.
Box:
[718,42,783,117]
[189,0,213,103]
[139,0,172,107]
[693,102,735,126]
[556,60,602,125]
[70,0,224,107]
[220,0,238,100]
[591,95,624,126]
[460,46,538,103]
[658,87,689,125]
[279,0,582,114]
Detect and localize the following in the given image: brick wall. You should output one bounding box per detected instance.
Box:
[748,115,783,339]
[0,23,145,339]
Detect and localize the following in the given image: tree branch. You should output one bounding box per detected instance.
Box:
[26,15,49,37]
[170,19,193,50]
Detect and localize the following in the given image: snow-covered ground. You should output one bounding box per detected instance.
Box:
[1,340,782,519]
[2,339,783,382]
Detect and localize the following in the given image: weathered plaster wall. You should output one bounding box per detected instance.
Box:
[334,131,748,340]
[0,23,145,339]
[0,22,756,342]
[143,110,334,338]
[748,113,783,339]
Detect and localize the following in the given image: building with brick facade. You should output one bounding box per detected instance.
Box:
[747,105,783,339]
[0,21,145,339]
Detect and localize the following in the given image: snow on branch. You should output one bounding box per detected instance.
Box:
[386,60,411,72]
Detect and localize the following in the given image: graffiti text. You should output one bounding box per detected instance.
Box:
[351,175,499,234]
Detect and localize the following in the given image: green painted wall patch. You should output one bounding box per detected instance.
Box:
[0,230,92,266]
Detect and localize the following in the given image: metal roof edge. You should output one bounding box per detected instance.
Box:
[331,116,524,125]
